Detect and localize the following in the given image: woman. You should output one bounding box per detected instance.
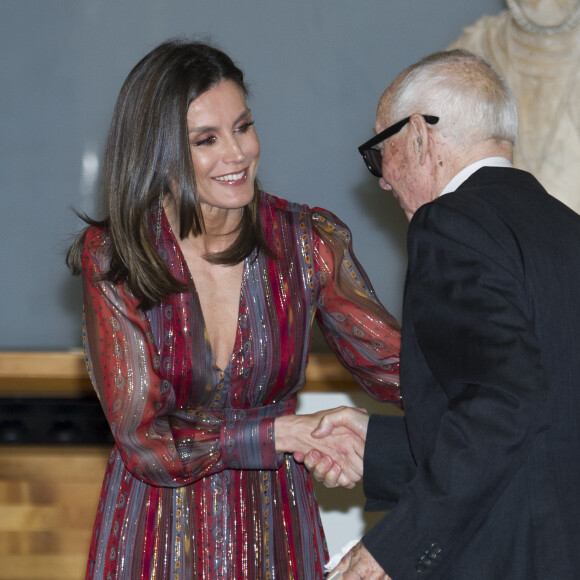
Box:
[68,39,401,579]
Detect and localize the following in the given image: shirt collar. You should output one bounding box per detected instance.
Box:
[440,157,513,196]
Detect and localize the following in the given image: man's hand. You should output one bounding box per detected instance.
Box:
[275,408,365,488]
[294,407,370,488]
[329,541,391,580]
[312,406,370,440]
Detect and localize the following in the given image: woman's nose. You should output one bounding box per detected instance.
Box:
[223,135,245,163]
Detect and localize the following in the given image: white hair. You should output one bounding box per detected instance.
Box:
[387,49,518,147]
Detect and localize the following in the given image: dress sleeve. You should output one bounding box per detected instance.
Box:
[311,209,402,406]
[82,228,284,488]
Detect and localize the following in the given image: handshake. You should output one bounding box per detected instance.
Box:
[276,407,393,579]
[275,406,371,489]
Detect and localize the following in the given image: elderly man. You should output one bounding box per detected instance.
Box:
[308,49,580,579]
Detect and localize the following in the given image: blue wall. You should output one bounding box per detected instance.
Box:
[0,0,506,349]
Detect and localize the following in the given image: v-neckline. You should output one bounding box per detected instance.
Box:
[189,260,247,374]
[162,208,248,373]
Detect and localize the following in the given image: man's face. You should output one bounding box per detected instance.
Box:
[374,106,437,221]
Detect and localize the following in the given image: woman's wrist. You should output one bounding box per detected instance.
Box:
[274,414,316,454]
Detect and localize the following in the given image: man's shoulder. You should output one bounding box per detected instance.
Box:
[413,166,580,251]
[461,166,539,191]
[435,167,552,216]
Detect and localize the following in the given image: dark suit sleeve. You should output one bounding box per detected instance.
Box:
[362,199,551,579]
[363,414,416,511]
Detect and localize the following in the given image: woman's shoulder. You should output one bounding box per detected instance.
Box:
[259,191,346,226]
[259,191,352,244]
[81,225,112,272]
[83,224,110,251]
[259,190,311,215]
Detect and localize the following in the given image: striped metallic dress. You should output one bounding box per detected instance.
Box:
[81,191,401,579]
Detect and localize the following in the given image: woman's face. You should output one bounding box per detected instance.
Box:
[511,0,580,27]
[186,79,260,212]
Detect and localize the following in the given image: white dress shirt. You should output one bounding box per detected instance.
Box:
[440,156,513,196]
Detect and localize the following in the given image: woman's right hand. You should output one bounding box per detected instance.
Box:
[274,407,368,488]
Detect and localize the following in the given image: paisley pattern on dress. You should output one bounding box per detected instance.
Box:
[82,191,401,579]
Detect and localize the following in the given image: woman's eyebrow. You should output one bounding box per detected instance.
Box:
[188,109,251,135]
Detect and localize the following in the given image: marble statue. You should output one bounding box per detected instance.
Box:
[448,0,580,213]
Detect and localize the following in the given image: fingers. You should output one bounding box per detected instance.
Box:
[311,407,347,438]
[330,541,389,580]
[337,471,356,489]
[305,451,341,487]
[302,450,359,489]
[293,451,305,462]
[289,407,370,489]
[303,449,324,472]
[312,407,370,440]
[318,432,364,482]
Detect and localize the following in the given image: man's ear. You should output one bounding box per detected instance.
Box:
[409,114,431,166]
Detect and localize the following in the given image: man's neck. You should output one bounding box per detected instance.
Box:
[456,139,513,170]
[438,140,514,196]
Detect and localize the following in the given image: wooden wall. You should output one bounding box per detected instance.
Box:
[0,446,110,580]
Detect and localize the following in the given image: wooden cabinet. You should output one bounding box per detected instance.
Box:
[0,446,110,580]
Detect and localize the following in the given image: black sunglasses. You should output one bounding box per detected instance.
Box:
[358,115,439,177]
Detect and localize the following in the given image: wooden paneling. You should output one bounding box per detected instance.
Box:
[0,446,110,580]
[0,352,92,397]
[0,351,359,396]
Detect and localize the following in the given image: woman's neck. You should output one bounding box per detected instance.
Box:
[163,197,243,256]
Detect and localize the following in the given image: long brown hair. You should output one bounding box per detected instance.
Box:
[67,40,271,309]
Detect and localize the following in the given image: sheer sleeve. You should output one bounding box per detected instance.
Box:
[82,228,284,488]
[311,209,402,407]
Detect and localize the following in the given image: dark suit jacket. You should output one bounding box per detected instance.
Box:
[362,167,580,579]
